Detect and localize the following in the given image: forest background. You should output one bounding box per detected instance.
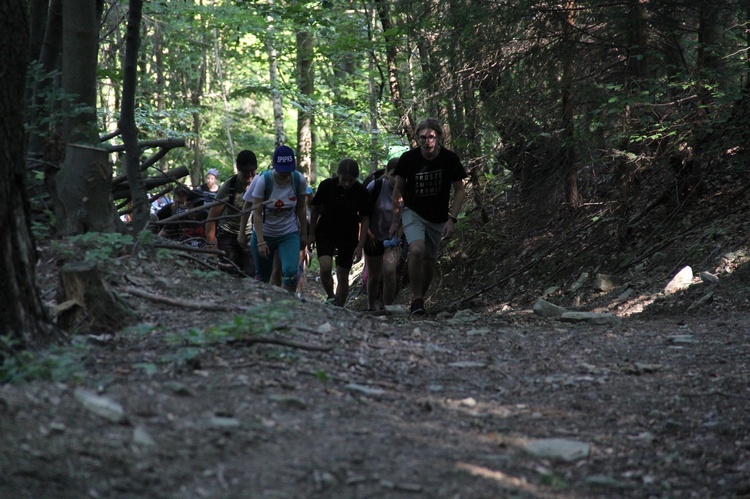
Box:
[2,0,750,348]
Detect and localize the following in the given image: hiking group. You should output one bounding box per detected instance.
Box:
[154,118,467,315]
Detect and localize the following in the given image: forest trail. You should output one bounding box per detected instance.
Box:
[2,246,748,498]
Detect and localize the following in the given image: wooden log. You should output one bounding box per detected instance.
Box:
[56,261,134,332]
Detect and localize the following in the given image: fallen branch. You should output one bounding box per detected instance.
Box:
[153,242,224,255]
[122,286,244,311]
[227,336,333,352]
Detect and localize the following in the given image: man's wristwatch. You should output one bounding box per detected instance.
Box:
[448,215,458,223]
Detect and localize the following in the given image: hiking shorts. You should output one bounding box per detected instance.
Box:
[316,235,358,269]
[364,239,386,258]
[401,207,444,260]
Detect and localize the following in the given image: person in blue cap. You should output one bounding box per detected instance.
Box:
[237,145,308,293]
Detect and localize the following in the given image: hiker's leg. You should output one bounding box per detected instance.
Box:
[382,246,400,305]
[335,265,351,306]
[278,232,301,293]
[270,252,282,286]
[401,208,427,302]
[333,241,356,306]
[318,255,334,298]
[365,254,383,309]
[421,257,437,297]
[407,240,427,301]
[316,237,336,300]
[420,219,444,299]
[250,232,272,283]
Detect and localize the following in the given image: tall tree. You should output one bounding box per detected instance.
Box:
[119,0,149,232]
[61,0,101,145]
[267,0,286,147]
[296,28,315,181]
[1,0,58,346]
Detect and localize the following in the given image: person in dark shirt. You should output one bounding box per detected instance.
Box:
[309,159,371,307]
[156,184,207,245]
[197,168,220,199]
[390,118,468,315]
[205,150,258,276]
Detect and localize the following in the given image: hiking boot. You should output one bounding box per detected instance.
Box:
[410,298,425,315]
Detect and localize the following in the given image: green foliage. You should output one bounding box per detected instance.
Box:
[121,322,160,337]
[0,340,88,384]
[540,471,569,489]
[25,62,96,140]
[52,232,136,264]
[162,301,295,361]
[191,268,223,280]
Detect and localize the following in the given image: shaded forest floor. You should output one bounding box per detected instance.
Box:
[1,165,750,498]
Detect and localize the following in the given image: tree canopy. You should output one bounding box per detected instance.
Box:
[20,0,750,222]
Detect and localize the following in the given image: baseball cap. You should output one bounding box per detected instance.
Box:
[206,168,219,178]
[236,150,258,173]
[272,145,296,173]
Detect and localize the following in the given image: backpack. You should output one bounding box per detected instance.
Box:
[370,177,384,208]
[226,174,239,198]
[261,169,303,200]
[260,169,304,221]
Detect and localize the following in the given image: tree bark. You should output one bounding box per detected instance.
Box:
[26,0,63,169]
[55,144,116,235]
[375,0,414,141]
[267,0,286,147]
[0,0,59,349]
[296,28,315,181]
[119,0,149,232]
[61,0,100,145]
[561,0,580,208]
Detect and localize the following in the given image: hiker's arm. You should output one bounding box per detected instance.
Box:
[353,215,369,264]
[296,200,307,248]
[252,197,270,258]
[205,202,225,246]
[389,175,405,238]
[308,205,320,246]
[443,179,466,239]
[237,200,252,248]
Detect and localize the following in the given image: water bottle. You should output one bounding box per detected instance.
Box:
[383,236,400,248]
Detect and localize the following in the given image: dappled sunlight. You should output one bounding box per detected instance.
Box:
[455,462,541,495]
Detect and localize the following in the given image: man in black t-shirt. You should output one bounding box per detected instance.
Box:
[391,118,467,315]
[309,159,371,307]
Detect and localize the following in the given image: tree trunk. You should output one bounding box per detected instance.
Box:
[267,0,286,147]
[561,0,580,208]
[214,28,236,163]
[626,0,649,83]
[375,0,414,142]
[26,0,63,169]
[119,0,149,232]
[0,0,59,349]
[55,144,117,235]
[296,29,315,181]
[61,0,100,145]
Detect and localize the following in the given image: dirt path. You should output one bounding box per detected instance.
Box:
[2,256,748,498]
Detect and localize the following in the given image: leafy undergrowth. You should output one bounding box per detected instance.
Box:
[431,166,750,320]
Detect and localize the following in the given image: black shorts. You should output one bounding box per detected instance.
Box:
[316,236,357,269]
[364,239,385,258]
